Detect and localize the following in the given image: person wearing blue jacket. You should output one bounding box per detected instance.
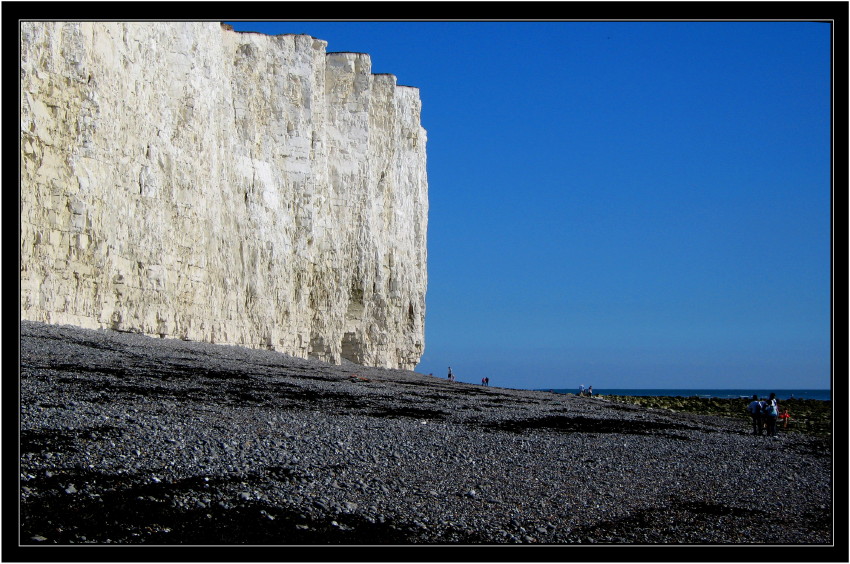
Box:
[747,394,763,435]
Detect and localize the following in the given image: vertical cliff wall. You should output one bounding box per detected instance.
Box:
[20,22,428,370]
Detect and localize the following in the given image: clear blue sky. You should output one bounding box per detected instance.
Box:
[226,21,832,392]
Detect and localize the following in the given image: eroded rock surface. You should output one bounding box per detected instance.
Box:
[20,22,428,369]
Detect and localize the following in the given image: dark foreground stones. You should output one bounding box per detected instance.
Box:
[17,321,834,549]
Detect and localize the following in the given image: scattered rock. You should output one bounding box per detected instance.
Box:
[18,320,834,545]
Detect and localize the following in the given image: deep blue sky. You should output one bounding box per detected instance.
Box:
[226,21,832,392]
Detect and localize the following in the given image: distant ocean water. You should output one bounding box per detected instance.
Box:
[542,389,832,401]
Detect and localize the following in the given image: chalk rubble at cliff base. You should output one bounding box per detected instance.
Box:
[19,321,832,545]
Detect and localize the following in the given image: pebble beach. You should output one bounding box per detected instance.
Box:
[17,320,834,553]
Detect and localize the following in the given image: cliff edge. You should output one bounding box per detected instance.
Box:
[20,22,428,370]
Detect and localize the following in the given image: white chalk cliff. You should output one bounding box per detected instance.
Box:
[20,22,428,370]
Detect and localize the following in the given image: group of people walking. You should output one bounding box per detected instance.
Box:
[445,367,490,386]
[747,393,782,436]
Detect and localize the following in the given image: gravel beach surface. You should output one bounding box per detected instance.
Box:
[17,321,834,550]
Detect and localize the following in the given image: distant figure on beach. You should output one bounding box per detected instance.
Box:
[448,367,454,382]
[484,377,489,386]
[747,394,763,435]
[764,393,779,437]
[579,385,585,396]
[587,386,593,397]
[779,406,791,429]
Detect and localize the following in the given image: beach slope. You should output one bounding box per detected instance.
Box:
[18,321,833,546]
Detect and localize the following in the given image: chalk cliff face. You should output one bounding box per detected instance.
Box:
[20,22,428,370]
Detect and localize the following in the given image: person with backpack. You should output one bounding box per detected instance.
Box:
[763,393,779,437]
[746,394,763,435]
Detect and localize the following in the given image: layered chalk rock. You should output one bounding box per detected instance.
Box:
[20,22,428,369]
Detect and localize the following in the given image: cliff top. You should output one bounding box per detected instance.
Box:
[220,25,416,88]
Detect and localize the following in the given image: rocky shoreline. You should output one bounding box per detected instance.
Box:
[596,394,832,438]
[17,321,834,552]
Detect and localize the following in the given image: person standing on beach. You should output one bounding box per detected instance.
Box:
[448,367,453,382]
[587,386,593,397]
[764,393,779,437]
[779,405,791,429]
[747,394,763,435]
[579,384,585,396]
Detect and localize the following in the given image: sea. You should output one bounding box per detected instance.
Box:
[541,389,832,401]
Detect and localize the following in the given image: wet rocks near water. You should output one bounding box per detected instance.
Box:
[601,394,832,438]
[18,321,834,546]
